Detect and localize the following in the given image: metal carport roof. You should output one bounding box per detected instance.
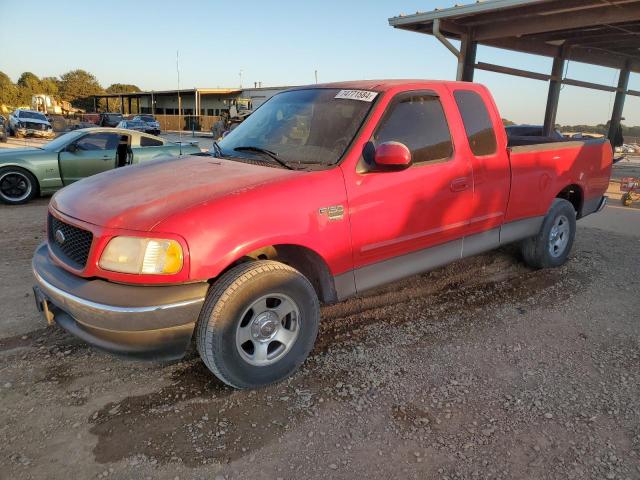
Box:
[389,0,640,140]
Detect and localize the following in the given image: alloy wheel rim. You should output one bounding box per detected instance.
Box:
[0,172,31,202]
[548,214,570,257]
[235,293,300,366]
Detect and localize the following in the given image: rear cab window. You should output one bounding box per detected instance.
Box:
[140,136,164,147]
[453,90,497,156]
[372,92,453,165]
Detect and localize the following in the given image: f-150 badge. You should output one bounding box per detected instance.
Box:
[319,205,345,220]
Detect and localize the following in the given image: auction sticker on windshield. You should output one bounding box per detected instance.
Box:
[334,90,378,102]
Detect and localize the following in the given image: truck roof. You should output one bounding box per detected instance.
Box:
[289,79,475,92]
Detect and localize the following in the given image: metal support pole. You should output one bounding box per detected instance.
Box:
[119,95,123,114]
[151,92,155,115]
[458,35,477,82]
[105,97,109,112]
[543,52,565,136]
[608,62,630,145]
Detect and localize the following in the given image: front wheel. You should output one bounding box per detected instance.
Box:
[196,260,320,389]
[521,198,576,269]
[0,167,38,205]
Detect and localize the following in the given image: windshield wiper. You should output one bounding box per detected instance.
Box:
[211,141,223,157]
[233,146,293,170]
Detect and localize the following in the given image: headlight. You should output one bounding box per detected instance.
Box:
[99,237,183,274]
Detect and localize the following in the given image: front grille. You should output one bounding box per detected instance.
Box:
[48,214,93,269]
[25,122,46,130]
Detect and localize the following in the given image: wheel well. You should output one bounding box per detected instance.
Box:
[556,184,583,217]
[219,245,338,304]
[0,165,40,196]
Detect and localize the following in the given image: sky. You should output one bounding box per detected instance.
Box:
[1,0,639,125]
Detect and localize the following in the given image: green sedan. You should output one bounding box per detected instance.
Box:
[0,128,201,205]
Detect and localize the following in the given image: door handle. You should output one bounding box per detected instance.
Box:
[450,177,470,192]
[102,156,111,160]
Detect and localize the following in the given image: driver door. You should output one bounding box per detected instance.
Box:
[58,132,119,184]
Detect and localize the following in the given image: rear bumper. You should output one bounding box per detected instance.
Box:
[32,243,208,360]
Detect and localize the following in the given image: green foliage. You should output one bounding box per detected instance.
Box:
[58,69,104,110]
[40,77,60,96]
[0,71,20,107]
[106,83,141,94]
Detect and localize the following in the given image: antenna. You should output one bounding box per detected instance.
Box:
[176,50,182,144]
[315,70,318,84]
[239,69,243,88]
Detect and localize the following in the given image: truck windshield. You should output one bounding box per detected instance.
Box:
[218,88,376,167]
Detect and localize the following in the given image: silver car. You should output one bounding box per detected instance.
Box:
[9,109,55,138]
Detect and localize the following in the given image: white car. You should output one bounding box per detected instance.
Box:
[9,109,54,139]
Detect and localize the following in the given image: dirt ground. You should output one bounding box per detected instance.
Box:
[0,195,639,479]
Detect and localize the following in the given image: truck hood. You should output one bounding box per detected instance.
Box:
[51,155,301,231]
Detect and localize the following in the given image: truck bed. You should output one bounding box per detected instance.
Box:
[506,138,613,223]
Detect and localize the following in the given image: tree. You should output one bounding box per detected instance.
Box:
[0,71,19,108]
[59,69,104,111]
[106,83,141,94]
[40,77,60,96]
[17,72,41,91]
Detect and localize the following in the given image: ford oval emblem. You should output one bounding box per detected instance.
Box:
[55,229,66,245]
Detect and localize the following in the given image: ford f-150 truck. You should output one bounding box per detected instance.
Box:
[32,80,612,389]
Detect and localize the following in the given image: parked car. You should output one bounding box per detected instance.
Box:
[0,115,8,143]
[0,127,200,204]
[8,109,55,139]
[32,80,611,389]
[116,119,148,132]
[68,121,99,131]
[131,115,161,135]
[99,112,123,127]
[505,124,565,146]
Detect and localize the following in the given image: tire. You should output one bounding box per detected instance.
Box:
[520,198,576,269]
[196,260,320,389]
[0,167,38,205]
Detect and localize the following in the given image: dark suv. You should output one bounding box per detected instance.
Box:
[99,113,124,127]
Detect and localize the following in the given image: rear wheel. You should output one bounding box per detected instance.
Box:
[0,167,38,205]
[521,198,576,269]
[196,260,320,389]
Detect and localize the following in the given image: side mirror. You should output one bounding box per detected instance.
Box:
[66,143,78,153]
[374,141,412,171]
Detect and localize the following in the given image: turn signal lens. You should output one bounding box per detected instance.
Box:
[99,237,183,275]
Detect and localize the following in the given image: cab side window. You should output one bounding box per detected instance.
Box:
[373,94,453,165]
[453,90,497,156]
[75,133,120,151]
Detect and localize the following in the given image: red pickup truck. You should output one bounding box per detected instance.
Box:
[32,80,612,389]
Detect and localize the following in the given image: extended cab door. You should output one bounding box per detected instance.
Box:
[58,132,120,184]
[343,89,473,292]
[449,87,510,246]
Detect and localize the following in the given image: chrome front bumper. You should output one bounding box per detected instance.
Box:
[32,243,208,360]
